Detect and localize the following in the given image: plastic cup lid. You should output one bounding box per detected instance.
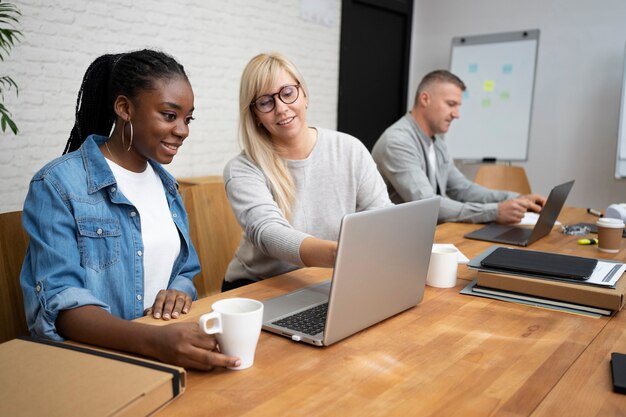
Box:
[597,217,625,228]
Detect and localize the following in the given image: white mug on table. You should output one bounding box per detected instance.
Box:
[426,246,459,288]
[198,298,264,370]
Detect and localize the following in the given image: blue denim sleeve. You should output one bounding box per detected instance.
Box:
[168,256,199,300]
[168,240,199,299]
[21,176,110,340]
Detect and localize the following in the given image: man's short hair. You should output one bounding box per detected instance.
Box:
[414,70,466,106]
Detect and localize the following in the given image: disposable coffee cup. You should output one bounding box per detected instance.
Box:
[596,218,625,253]
[426,247,458,288]
[198,298,263,370]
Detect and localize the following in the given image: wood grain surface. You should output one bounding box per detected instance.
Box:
[144,208,626,417]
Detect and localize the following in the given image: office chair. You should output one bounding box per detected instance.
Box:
[474,165,532,195]
[0,211,30,343]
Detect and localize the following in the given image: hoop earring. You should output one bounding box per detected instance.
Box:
[121,120,134,151]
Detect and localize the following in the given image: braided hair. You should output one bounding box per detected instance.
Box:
[63,49,188,154]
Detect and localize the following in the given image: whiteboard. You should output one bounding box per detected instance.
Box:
[445,30,539,161]
[615,43,626,179]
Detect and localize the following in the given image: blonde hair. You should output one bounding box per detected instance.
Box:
[239,52,309,220]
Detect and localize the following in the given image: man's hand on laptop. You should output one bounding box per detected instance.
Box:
[496,198,531,224]
[519,194,546,212]
[496,194,546,224]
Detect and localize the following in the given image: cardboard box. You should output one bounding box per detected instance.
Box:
[0,337,186,417]
[476,270,626,311]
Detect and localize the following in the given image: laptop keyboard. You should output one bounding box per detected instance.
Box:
[272,303,328,336]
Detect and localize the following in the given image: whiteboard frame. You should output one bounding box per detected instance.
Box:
[615,43,626,179]
[447,29,540,162]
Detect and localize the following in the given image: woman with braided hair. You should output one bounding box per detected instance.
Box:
[20,49,240,370]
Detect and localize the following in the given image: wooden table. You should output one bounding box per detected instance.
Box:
[145,208,626,417]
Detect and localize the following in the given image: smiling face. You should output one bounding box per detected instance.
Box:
[114,76,194,171]
[417,82,462,137]
[253,69,308,147]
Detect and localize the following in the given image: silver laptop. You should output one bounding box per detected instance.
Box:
[261,197,440,346]
[463,180,574,246]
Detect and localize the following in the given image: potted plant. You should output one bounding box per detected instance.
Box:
[0,1,22,134]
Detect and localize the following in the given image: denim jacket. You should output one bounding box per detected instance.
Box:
[20,134,200,340]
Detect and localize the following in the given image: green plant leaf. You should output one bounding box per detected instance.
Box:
[6,115,17,133]
[0,102,18,134]
[0,1,22,61]
[0,75,18,90]
[0,3,21,22]
[0,29,21,60]
[0,76,18,101]
[0,1,21,135]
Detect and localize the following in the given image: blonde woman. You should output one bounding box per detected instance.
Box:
[222,53,391,290]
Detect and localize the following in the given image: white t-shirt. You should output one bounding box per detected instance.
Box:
[427,140,437,179]
[106,160,181,310]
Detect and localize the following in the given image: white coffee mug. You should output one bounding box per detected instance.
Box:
[198,298,264,370]
[426,247,458,288]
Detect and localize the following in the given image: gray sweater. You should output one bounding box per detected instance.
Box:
[372,114,517,223]
[223,128,391,282]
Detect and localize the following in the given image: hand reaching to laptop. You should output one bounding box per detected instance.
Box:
[519,194,546,211]
[496,194,546,224]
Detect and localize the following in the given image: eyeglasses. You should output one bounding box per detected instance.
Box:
[251,84,301,113]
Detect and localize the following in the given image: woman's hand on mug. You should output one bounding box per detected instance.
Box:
[149,323,241,370]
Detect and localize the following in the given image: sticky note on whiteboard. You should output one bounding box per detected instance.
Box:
[483,80,495,92]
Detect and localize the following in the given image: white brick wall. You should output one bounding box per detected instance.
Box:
[0,0,341,212]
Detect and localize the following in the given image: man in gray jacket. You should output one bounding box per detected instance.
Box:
[372,70,545,224]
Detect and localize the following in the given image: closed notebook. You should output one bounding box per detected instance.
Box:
[0,337,186,416]
[476,270,626,311]
[480,247,597,280]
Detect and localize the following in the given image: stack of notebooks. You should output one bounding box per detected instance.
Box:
[462,246,626,317]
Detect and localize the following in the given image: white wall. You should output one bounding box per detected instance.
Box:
[410,0,626,209]
[0,0,341,212]
[7,0,624,212]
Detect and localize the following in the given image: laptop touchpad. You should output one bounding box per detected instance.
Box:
[496,227,531,240]
[263,281,331,321]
